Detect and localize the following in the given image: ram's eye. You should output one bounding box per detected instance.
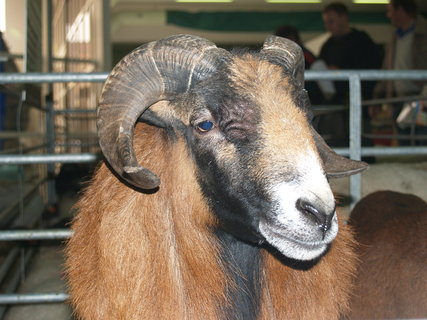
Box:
[196,120,214,133]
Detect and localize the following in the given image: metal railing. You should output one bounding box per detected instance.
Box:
[305,70,427,206]
[0,70,427,307]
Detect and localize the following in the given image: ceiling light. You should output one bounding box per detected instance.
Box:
[266,0,322,3]
[175,0,234,3]
[352,0,388,3]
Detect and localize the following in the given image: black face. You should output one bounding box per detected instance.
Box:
[172,68,264,244]
[169,58,314,246]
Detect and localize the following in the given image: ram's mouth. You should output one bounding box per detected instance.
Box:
[269,225,329,247]
[259,219,338,261]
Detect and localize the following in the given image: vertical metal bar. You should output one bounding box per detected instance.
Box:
[0,248,20,284]
[0,249,35,319]
[46,96,56,206]
[19,1,31,295]
[47,0,53,74]
[24,0,29,74]
[349,75,362,207]
[409,101,417,146]
[102,0,111,72]
[46,0,56,207]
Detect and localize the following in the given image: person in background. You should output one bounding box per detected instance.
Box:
[375,0,427,99]
[318,2,381,149]
[320,2,382,103]
[372,0,427,145]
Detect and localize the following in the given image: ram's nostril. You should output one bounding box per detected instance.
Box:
[296,199,334,239]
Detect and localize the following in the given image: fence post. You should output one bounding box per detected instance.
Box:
[349,75,362,207]
[45,95,56,206]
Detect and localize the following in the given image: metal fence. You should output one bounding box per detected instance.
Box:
[0,70,427,308]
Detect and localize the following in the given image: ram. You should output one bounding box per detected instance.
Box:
[65,34,367,319]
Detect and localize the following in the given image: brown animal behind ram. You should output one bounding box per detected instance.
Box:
[65,34,367,320]
[346,190,427,319]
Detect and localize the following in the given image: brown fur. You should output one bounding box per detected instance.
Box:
[66,121,357,320]
[346,191,427,319]
[229,57,320,183]
[66,124,229,319]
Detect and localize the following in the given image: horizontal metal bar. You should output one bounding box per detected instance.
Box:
[0,131,44,139]
[1,53,95,65]
[312,104,348,114]
[361,146,427,156]
[55,143,99,148]
[334,146,427,157]
[0,229,72,241]
[0,293,69,304]
[54,108,96,114]
[0,147,425,164]
[362,95,427,106]
[0,73,108,84]
[0,153,98,164]
[364,134,427,141]
[0,53,23,61]
[55,132,97,138]
[0,178,47,228]
[305,70,427,81]
[0,70,427,85]
[52,56,97,65]
[0,144,48,155]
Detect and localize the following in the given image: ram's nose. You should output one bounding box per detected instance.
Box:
[296,199,335,240]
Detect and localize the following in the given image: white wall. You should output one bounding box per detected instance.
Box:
[2,0,25,70]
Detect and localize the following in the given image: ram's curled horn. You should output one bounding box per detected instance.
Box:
[97,34,230,189]
[261,35,305,86]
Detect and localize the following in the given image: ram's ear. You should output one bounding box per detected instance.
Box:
[312,128,368,178]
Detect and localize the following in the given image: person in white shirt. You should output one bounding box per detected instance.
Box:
[371,0,427,145]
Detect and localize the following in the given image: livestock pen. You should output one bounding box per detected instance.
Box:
[0,69,426,319]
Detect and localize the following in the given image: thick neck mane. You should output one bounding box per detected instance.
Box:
[66,123,356,320]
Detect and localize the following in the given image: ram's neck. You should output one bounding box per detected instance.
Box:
[215,230,263,320]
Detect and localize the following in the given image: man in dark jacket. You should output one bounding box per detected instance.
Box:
[320,2,382,103]
[317,2,381,149]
